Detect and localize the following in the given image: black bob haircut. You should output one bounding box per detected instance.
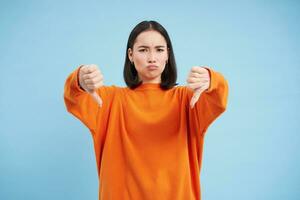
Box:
[123,20,178,90]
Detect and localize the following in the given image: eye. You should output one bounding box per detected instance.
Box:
[138,49,146,52]
[157,49,164,52]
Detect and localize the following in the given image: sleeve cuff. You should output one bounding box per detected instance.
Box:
[203,67,214,93]
[72,65,86,93]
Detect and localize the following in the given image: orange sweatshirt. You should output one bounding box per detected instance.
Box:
[63,67,228,200]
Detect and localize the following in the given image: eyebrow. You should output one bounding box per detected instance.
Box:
[137,45,166,48]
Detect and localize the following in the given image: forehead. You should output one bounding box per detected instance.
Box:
[134,30,167,47]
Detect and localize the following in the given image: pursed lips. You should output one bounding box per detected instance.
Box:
[147,65,158,70]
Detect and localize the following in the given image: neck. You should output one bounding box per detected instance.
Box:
[140,76,161,84]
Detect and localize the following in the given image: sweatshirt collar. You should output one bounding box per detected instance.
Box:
[135,83,162,90]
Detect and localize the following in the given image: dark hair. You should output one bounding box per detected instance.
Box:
[123,20,178,90]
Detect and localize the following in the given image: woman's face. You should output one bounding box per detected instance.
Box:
[128,30,169,83]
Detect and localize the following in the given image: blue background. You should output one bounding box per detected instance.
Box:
[1,0,299,199]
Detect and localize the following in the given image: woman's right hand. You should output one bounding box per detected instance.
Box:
[78,64,104,107]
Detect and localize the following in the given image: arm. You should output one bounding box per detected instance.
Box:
[63,66,99,132]
[187,67,229,136]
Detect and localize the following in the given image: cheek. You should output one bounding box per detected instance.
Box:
[134,54,146,63]
[133,60,145,73]
[158,54,168,63]
[134,55,147,71]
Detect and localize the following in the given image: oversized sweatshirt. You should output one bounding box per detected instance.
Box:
[63,66,229,200]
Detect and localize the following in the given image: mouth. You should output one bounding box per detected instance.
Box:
[147,65,159,70]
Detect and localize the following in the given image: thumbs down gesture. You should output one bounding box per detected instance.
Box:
[78,64,104,107]
[187,66,211,109]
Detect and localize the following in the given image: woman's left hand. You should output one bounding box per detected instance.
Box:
[186,66,211,108]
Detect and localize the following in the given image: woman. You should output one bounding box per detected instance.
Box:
[64,20,228,200]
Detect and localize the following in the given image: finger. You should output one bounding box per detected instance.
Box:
[80,65,91,73]
[89,64,98,69]
[86,80,104,90]
[82,64,98,74]
[191,66,209,74]
[190,82,209,92]
[186,77,198,83]
[190,90,201,109]
[190,72,209,79]
[84,75,102,84]
[87,64,99,73]
[89,91,102,107]
[187,77,209,84]
[190,88,205,109]
[187,82,206,90]
[83,69,101,79]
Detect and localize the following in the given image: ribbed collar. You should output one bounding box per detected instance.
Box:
[135,83,162,90]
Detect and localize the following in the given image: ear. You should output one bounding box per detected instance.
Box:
[128,48,133,62]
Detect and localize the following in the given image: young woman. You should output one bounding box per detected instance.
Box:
[64,20,228,200]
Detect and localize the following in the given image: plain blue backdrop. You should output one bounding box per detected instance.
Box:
[1,0,299,199]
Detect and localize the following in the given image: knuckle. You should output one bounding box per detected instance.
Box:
[87,66,93,72]
[199,68,206,73]
[81,68,87,74]
[90,79,96,84]
[81,65,87,69]
[191,66,198,71]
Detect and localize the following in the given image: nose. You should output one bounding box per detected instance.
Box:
[148,51,156,63]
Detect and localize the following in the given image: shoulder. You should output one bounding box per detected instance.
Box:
[95,85,121,98]
[97,84,123,91]
[98,84,135,97]
[158,85,193,103]
[172,85,193,96]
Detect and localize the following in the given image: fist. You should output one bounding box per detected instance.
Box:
[79,64,104,92]
[78,64,104,107]
[186,66,210,108]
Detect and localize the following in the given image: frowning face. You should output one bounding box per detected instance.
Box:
[128,30,169,83]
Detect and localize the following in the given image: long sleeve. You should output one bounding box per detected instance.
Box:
[63,67,116,136]
[186,67,229,137]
